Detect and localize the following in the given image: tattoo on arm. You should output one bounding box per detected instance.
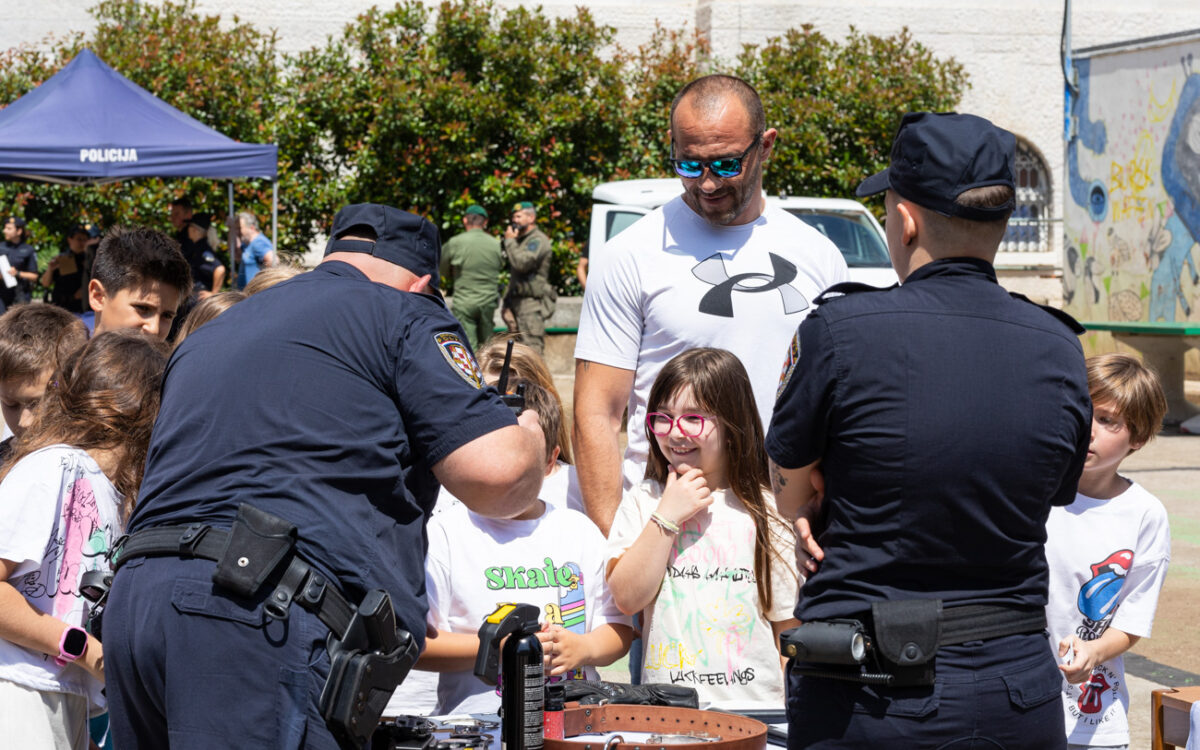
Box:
[770,462,788,494]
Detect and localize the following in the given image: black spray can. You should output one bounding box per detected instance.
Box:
[474,603,545,750]
[501,624,544,750]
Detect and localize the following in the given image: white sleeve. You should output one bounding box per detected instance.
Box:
[574,242,643,370]
[0,452,60,572]
[605,482,656,561]
[1110,498,1171,638]
[424,516,453,631]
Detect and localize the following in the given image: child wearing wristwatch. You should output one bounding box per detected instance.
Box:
[0,332,168,748]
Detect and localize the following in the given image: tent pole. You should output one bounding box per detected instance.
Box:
[272,180,278,252]
[227,180,235,288]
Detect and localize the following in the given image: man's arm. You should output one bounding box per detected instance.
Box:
[433,408,545,520]
[770,459,824,574]
[573,359,635,535]
[505,237,549,274]
[212,264,226,293]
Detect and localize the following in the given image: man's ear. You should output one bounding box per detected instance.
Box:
[896,201,919,247]
[760,127,779,161]
[87,278,107,314]
[406,274,432,295]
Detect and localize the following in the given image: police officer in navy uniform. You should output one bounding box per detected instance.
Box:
[103,204,546,749]
[767,113,1091,748]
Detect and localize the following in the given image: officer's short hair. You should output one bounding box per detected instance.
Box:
[513,379,560,464]
[92,226,192,299]
[0,305,88,380]
[670,74,766,138]
[464,213,487,229]
[1086,353,1168,447]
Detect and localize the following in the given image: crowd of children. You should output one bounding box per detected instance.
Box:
[0,218,1179,749]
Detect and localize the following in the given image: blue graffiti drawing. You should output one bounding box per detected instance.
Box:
[1067,58,1109,222]
[1155,57,1200,321]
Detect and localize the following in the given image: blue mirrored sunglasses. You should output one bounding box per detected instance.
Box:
[670,133,763,179]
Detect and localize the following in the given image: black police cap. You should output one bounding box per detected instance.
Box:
[856,112,1016,221]
[324,203,441,289]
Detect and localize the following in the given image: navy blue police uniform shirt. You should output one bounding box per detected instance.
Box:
[129,261,515,649]
[767,257,1091,624]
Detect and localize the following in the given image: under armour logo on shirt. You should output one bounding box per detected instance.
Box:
[692,252,809,318]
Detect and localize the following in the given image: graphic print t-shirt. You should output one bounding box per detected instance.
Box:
[575,197,848,491]
[607,482,800,708]
[0,445,123,707]
[425,501,629,714]
[1045,481,1170,746]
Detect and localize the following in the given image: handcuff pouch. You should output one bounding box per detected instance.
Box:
[212,503,297,598]
[870,599,941,686]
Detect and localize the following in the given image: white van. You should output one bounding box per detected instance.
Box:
[588,178,898,287]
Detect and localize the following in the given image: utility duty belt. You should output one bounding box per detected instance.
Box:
[101,504,417,750]
[779,600,1046,687]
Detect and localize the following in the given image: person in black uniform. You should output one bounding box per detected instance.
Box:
[103,204,547,749]
[767,113,1092,749]
[1,216,40,314]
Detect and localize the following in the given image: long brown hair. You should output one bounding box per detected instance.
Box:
[1,331,169,518]
[644,348,795,613]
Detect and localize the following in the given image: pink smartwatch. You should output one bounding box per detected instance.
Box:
[55,626,88,667]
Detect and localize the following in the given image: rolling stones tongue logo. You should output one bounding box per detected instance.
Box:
[1078,671,1111,714]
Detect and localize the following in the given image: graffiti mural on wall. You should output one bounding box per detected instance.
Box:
[1064,41,1200,323]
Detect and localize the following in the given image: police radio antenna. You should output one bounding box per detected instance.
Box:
[498,339,514,396]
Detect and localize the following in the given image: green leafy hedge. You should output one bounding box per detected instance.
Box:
[0,0,967,296]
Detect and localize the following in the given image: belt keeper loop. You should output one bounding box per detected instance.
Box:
[178,524,209,558]
[301,574,327,608]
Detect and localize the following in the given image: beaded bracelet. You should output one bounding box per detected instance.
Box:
[650,512,680,535]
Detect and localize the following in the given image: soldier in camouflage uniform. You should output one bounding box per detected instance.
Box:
[502,201,556,355]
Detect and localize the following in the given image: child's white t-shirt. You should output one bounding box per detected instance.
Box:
[606,481,799,708]
[0,445,123,709]
[1045,480,1170,746]
[425,500,629,715]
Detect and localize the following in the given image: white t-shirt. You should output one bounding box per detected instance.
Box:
[576,196,849,490]
[607,481,799,708]
[386,463,586,716]
[1045,480,1171,746]
[0,445,123,709]
[426,501,629,715]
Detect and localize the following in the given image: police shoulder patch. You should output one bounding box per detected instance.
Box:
[776,328,801,400]
[434,332,485,388]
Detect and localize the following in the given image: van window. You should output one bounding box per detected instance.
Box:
[607,211,646,241]
[785,209,891,267]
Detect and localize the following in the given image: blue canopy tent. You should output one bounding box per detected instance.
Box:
[0,48,278,267]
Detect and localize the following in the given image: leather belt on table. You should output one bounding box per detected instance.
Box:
[546,704,767,750]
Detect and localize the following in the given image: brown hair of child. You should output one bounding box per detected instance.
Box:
[1086,353,1168,447]
[1,331,169,517]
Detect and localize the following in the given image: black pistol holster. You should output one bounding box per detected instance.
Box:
[112,504,418,750]
[781,599,1046,688]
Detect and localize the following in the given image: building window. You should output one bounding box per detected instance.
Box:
[1002,141,1052,253]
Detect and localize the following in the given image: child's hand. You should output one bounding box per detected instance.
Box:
[1058,635,1099,684]
[537,624,591,676]
[657,466,712,528]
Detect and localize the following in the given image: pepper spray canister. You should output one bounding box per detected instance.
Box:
[474,603,544,750]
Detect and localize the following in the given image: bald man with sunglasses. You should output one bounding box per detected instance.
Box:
[573,74,849,536]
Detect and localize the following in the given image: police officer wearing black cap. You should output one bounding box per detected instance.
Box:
[102,204,546,749]
[767,113,1092,748]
